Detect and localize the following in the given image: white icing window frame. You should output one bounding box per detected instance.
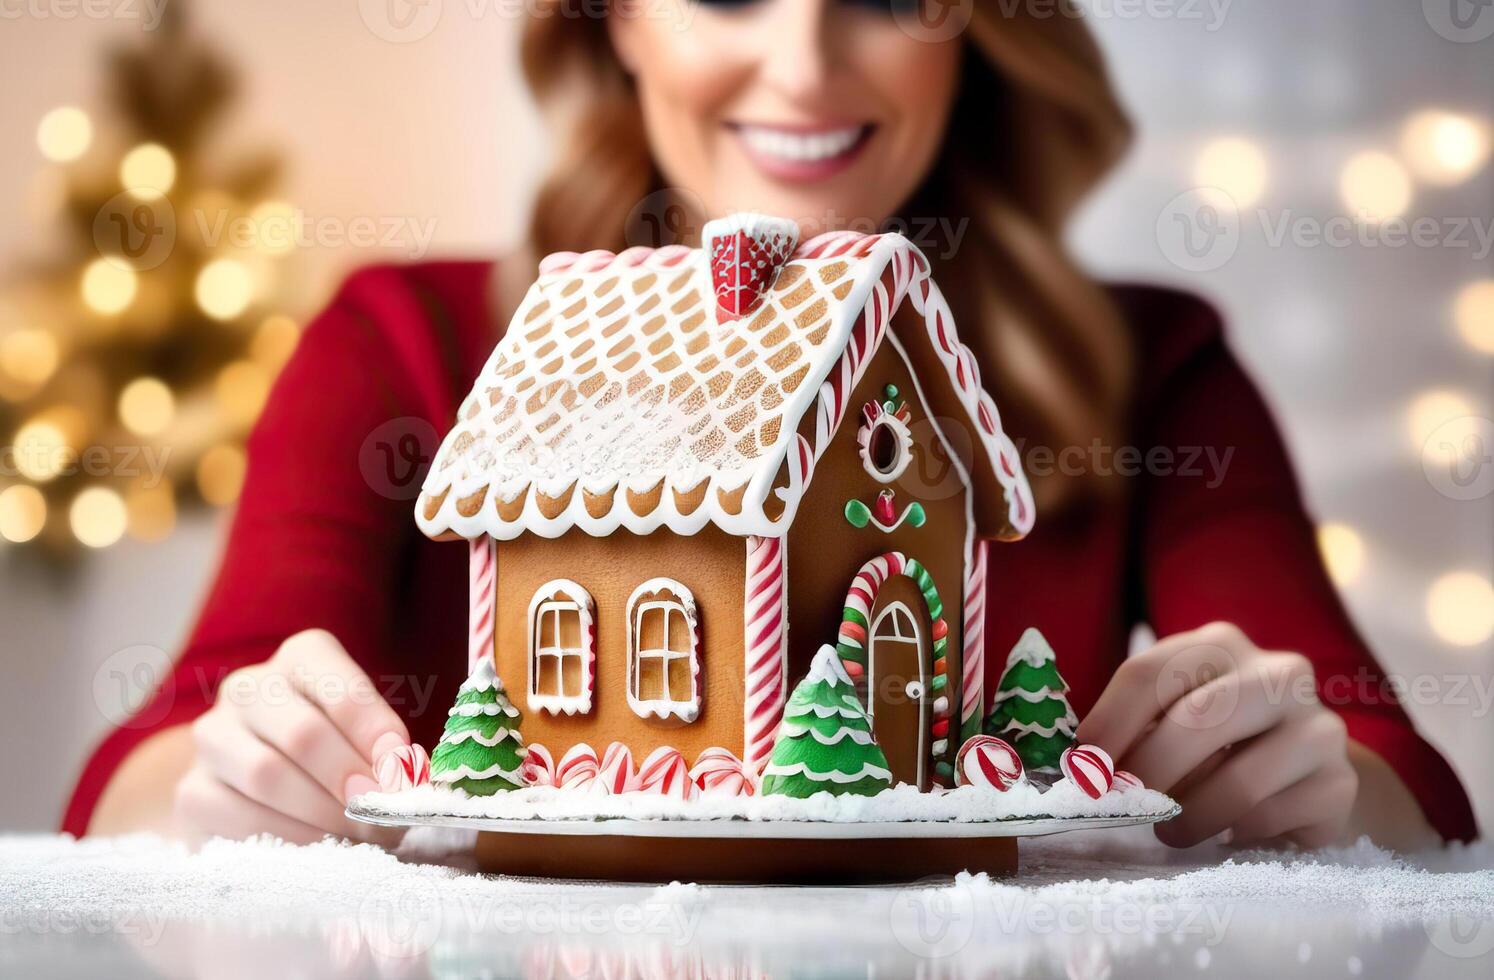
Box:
[526,579,595,716]
[857,407,914,484]
[626,578,701,723]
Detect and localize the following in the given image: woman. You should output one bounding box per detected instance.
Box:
[68,0,1474,848]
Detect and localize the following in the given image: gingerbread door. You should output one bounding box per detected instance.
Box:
[867,592,931,790]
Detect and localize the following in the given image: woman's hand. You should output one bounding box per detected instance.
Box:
[172,629,409,846]
[1076,622,1359,849]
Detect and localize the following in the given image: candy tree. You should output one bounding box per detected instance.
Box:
[761,645,893,798]
[984,628,1078,773]
[430,658,525,796]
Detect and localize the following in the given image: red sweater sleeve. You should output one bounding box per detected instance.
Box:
[1131,292,1476,842]
[61,265,469,836]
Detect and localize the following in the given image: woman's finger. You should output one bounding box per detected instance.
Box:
[240,686,375,804]
[1122,656,1312,792]
[1229,762,1358,847]
[1076,623,1247,763]
[172,766,329,846]
[1155,710,1346,848]
[277,629,411,767]
[191,709,372,838]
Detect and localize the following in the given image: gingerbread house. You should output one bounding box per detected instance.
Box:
[416,214,1034,790]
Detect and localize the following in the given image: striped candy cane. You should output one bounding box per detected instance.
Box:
[743,535,788,774]
[468,536,496,673]
[960,539,988,740]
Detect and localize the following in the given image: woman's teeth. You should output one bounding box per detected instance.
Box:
[737,125,865,163]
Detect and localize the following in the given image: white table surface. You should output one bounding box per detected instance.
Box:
[2,827,1492,979]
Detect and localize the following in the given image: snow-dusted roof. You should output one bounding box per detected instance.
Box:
[416,228,1033,541]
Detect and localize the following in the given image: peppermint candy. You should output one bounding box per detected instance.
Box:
[374,744,430,792]
[556,743,600,790]
[594,742,638,795]
[956,735,1023,791]
[1112,769,1143,792]
[689,747,754,797]
[1060,744,1115,800]
[637,747,695,800]
[521,744,556,787]
[705,213,799,322]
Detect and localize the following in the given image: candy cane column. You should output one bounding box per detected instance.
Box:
[743,535,788,774]
[468,536,497,674]
[960,539,988,740]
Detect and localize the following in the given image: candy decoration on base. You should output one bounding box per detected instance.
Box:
[956,735,1023,791]
[704,212,799,322]
[689,747,754,797]
[595,742,638,795]
[430,659,525,796]
[556,744,600,790]
[985,628,1078,773]
[637,747,695,800]
[1060,744,1115,800]
[375,744,431,792]
[1112,769,1143,792]
[761,645,893,798]
[521,744,557,787]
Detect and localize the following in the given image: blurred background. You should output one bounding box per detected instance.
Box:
[0,0,1490,833]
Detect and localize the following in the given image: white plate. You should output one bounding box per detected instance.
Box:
[348,801,1181,840]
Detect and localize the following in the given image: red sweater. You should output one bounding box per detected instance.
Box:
[63,261,1477,841]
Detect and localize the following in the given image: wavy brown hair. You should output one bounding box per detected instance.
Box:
[518,0,1134,514]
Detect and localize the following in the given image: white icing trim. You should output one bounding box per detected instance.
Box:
[432,762,523,784]
[857,411,914,484]
[625,578,701,723]
[761,760,893,783]
[777,722,877,746]
[526,579,595,716]
[449,702,521,719]
[784,701,865,720]
[867,600,928,788]
[440,727,523,747]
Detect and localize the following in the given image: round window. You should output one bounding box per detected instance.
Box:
[858,415,913,482]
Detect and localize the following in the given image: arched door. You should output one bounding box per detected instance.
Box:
[868,597,930,789]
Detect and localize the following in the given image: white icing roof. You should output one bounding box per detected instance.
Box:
[417,229,1033,540]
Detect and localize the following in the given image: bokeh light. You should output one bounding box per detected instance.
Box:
[12,420,70,482]
[69,487,128,549]
[119,143,178,200]
[251,315,300,370]
[118,378,176,436]
[197,444,247,505]
[0,485,47,544]
[195,259,254,321]
[1339,151,1412,221]
[1192,137,1269,208]
[81,259,139,316]
[215,360,270,427]
[1453,280,1494,355]
[0,329,61,391]
[1401,110,1490,186]
[126,483,176,542]
[250,200,298,255]
[1426,572,1494,647]
[1408,390,1480,461]
[36,107,93,163]
[1317,523,1365,587]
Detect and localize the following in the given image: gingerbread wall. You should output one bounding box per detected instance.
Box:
[492,527,747,762]
[785,326,972,778]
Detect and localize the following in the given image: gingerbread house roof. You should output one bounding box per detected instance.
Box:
[416,224,1034,542]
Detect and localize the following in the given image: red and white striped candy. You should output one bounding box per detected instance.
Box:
[637,747,695,800]
[374,743,430,792]
[594,742,638,795]
[1061,744,1115,800]
[1112,769,1143,792]
[956,735,1023,791]
[556,743,600,790]
[689,747,754,797]
[521,744,556,787]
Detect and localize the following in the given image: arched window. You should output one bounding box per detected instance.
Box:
[527,580,595,715]
[626,578,701,722]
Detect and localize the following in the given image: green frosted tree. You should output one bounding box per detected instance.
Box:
[984,628,1077,773]
[761,645,893,798]
[430,658,525,796]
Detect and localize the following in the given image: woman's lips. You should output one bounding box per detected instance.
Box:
[730,123,875,182]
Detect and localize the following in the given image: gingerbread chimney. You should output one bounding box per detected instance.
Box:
[704,212,800,323]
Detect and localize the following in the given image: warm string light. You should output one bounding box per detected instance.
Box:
[36,107,93,163]
[1454,280,1494,355]
[1407,390,1481,462]
[0,485,47,544]
[1401,110,1491,186]
[1192,136,1268,208]
[69,486,128,548]
[1317,523,1366,587]
[81,260,138,316]
[195,259,254,320]
[118,377,175,436]
[1426,573,1494,647]
[1339,151,1412,222]
[0,329,61,395]
[119,143,177,200]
